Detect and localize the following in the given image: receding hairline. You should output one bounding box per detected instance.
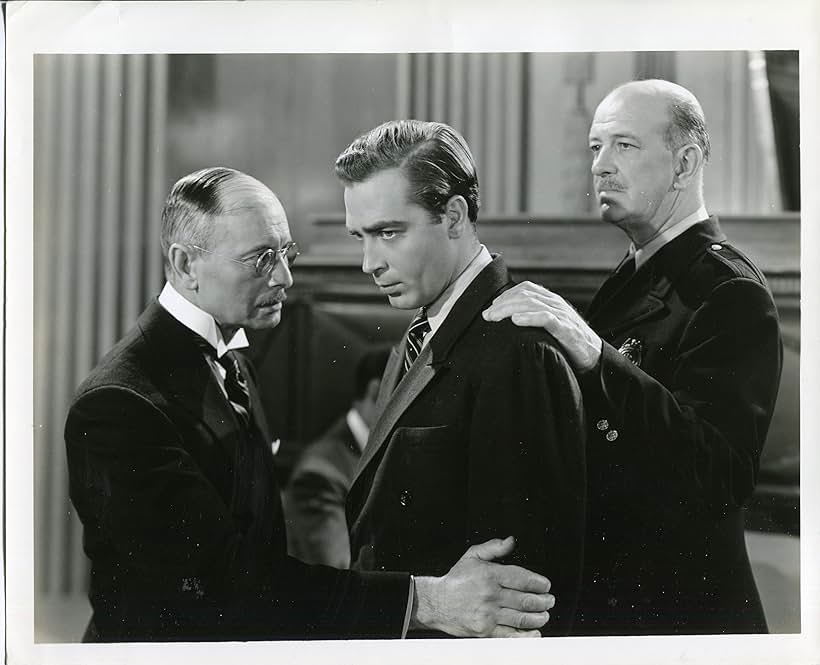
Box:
[603,79,705,126]
[213,173,284,217]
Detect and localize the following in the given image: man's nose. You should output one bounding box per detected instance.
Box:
[268,258,294,289]
[591,146,615,177]
[361,240,385,276]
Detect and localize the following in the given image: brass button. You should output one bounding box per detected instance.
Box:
[605,430,619,442]
[399,490,412,507]
[596,419,609,431]
[710,243,723,251]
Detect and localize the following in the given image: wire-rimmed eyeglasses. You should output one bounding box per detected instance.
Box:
[191,241,299,277]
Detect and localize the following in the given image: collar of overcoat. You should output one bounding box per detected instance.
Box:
[587,216,727,338]
[352,254,512,488]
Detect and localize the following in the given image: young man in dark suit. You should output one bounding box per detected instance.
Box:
[64,166,556,642]
[285,348,390,568]
[336,120,588,637]
[484,79,783,634]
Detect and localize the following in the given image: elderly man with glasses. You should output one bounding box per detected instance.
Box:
[64,166,556,643]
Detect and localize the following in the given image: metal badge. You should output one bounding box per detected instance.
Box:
[617,337,643,367]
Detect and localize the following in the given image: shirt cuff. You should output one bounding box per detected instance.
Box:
[401,575,415,638]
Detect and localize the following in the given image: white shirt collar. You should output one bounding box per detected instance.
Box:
[158,282,249,357]
[345,408,370,452]
[631,206,709,270]
[423,245,492,347]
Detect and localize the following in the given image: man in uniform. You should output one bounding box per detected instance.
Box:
[484,79,783,634]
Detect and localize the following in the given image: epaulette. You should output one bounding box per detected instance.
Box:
[676,241,767,305]
[703,241,767,284]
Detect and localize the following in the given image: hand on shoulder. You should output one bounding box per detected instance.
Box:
[483,282,602,373]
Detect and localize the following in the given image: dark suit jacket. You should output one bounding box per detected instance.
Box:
[65,301,409,642]
[284,416,361,568]
[576,217,782,635]
[347,256,587,637]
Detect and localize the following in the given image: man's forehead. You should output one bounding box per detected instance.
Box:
[590,88,669,136]
[211,198,291,246]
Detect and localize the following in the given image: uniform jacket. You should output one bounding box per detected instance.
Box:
[284,416,361,568]
[576,217,782,635]
[65,301,409,642]
[347,256,587,637]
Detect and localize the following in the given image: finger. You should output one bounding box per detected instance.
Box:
[492,281,548,301]
[491,563,551,593]
[485,287,555,316]
[496,608,550,631]
[483,298,558,322]
[490,626,543,638]
[463,535,515,561]
[498,588,556,612]
[509,311,560,329]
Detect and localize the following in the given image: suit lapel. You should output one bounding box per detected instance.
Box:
[375,346,403,413]
[588,218,726,339]
[137,301,244,461]
[354,343,436,484]
[588,268,669,338]
[352,255,512,489]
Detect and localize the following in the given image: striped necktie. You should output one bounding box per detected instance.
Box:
[403,309,431,374]
[216,350,252,429]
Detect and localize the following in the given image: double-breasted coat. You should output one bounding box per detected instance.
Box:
[576,217,782,634]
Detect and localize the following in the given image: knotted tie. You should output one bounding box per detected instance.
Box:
[403,309,431,374]
[198,341,274,553]
[216,351,252,429]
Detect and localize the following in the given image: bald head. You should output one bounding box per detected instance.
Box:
[588,79,709,243]
[602,79,711,163]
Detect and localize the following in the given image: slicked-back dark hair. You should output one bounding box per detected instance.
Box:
[335,120,480,223]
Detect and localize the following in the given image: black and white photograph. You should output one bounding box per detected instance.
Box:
[5,2,818,664]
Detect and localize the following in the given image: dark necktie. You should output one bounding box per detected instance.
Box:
[586,253,636,317]
[199,343,276,559]
[403,309,431,375]
[216,350,252,429]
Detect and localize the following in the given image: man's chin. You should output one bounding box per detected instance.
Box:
[599,201,626,225]
[247,311,283,329]
[386,293,418,310]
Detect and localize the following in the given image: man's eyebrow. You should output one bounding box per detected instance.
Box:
[238,241,289,258]
[355,220,407,234]
[589,131,642,143]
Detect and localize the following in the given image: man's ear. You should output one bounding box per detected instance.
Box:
[168,243,199,290]
[671,143,704,190]
[443,195,470,238]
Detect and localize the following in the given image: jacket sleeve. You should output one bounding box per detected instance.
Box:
[580,277,783,517]
[466,335,587,636]
[65,385,409,640]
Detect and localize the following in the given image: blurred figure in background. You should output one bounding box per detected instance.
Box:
[285,348,390,568]
[484,79,783,634]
